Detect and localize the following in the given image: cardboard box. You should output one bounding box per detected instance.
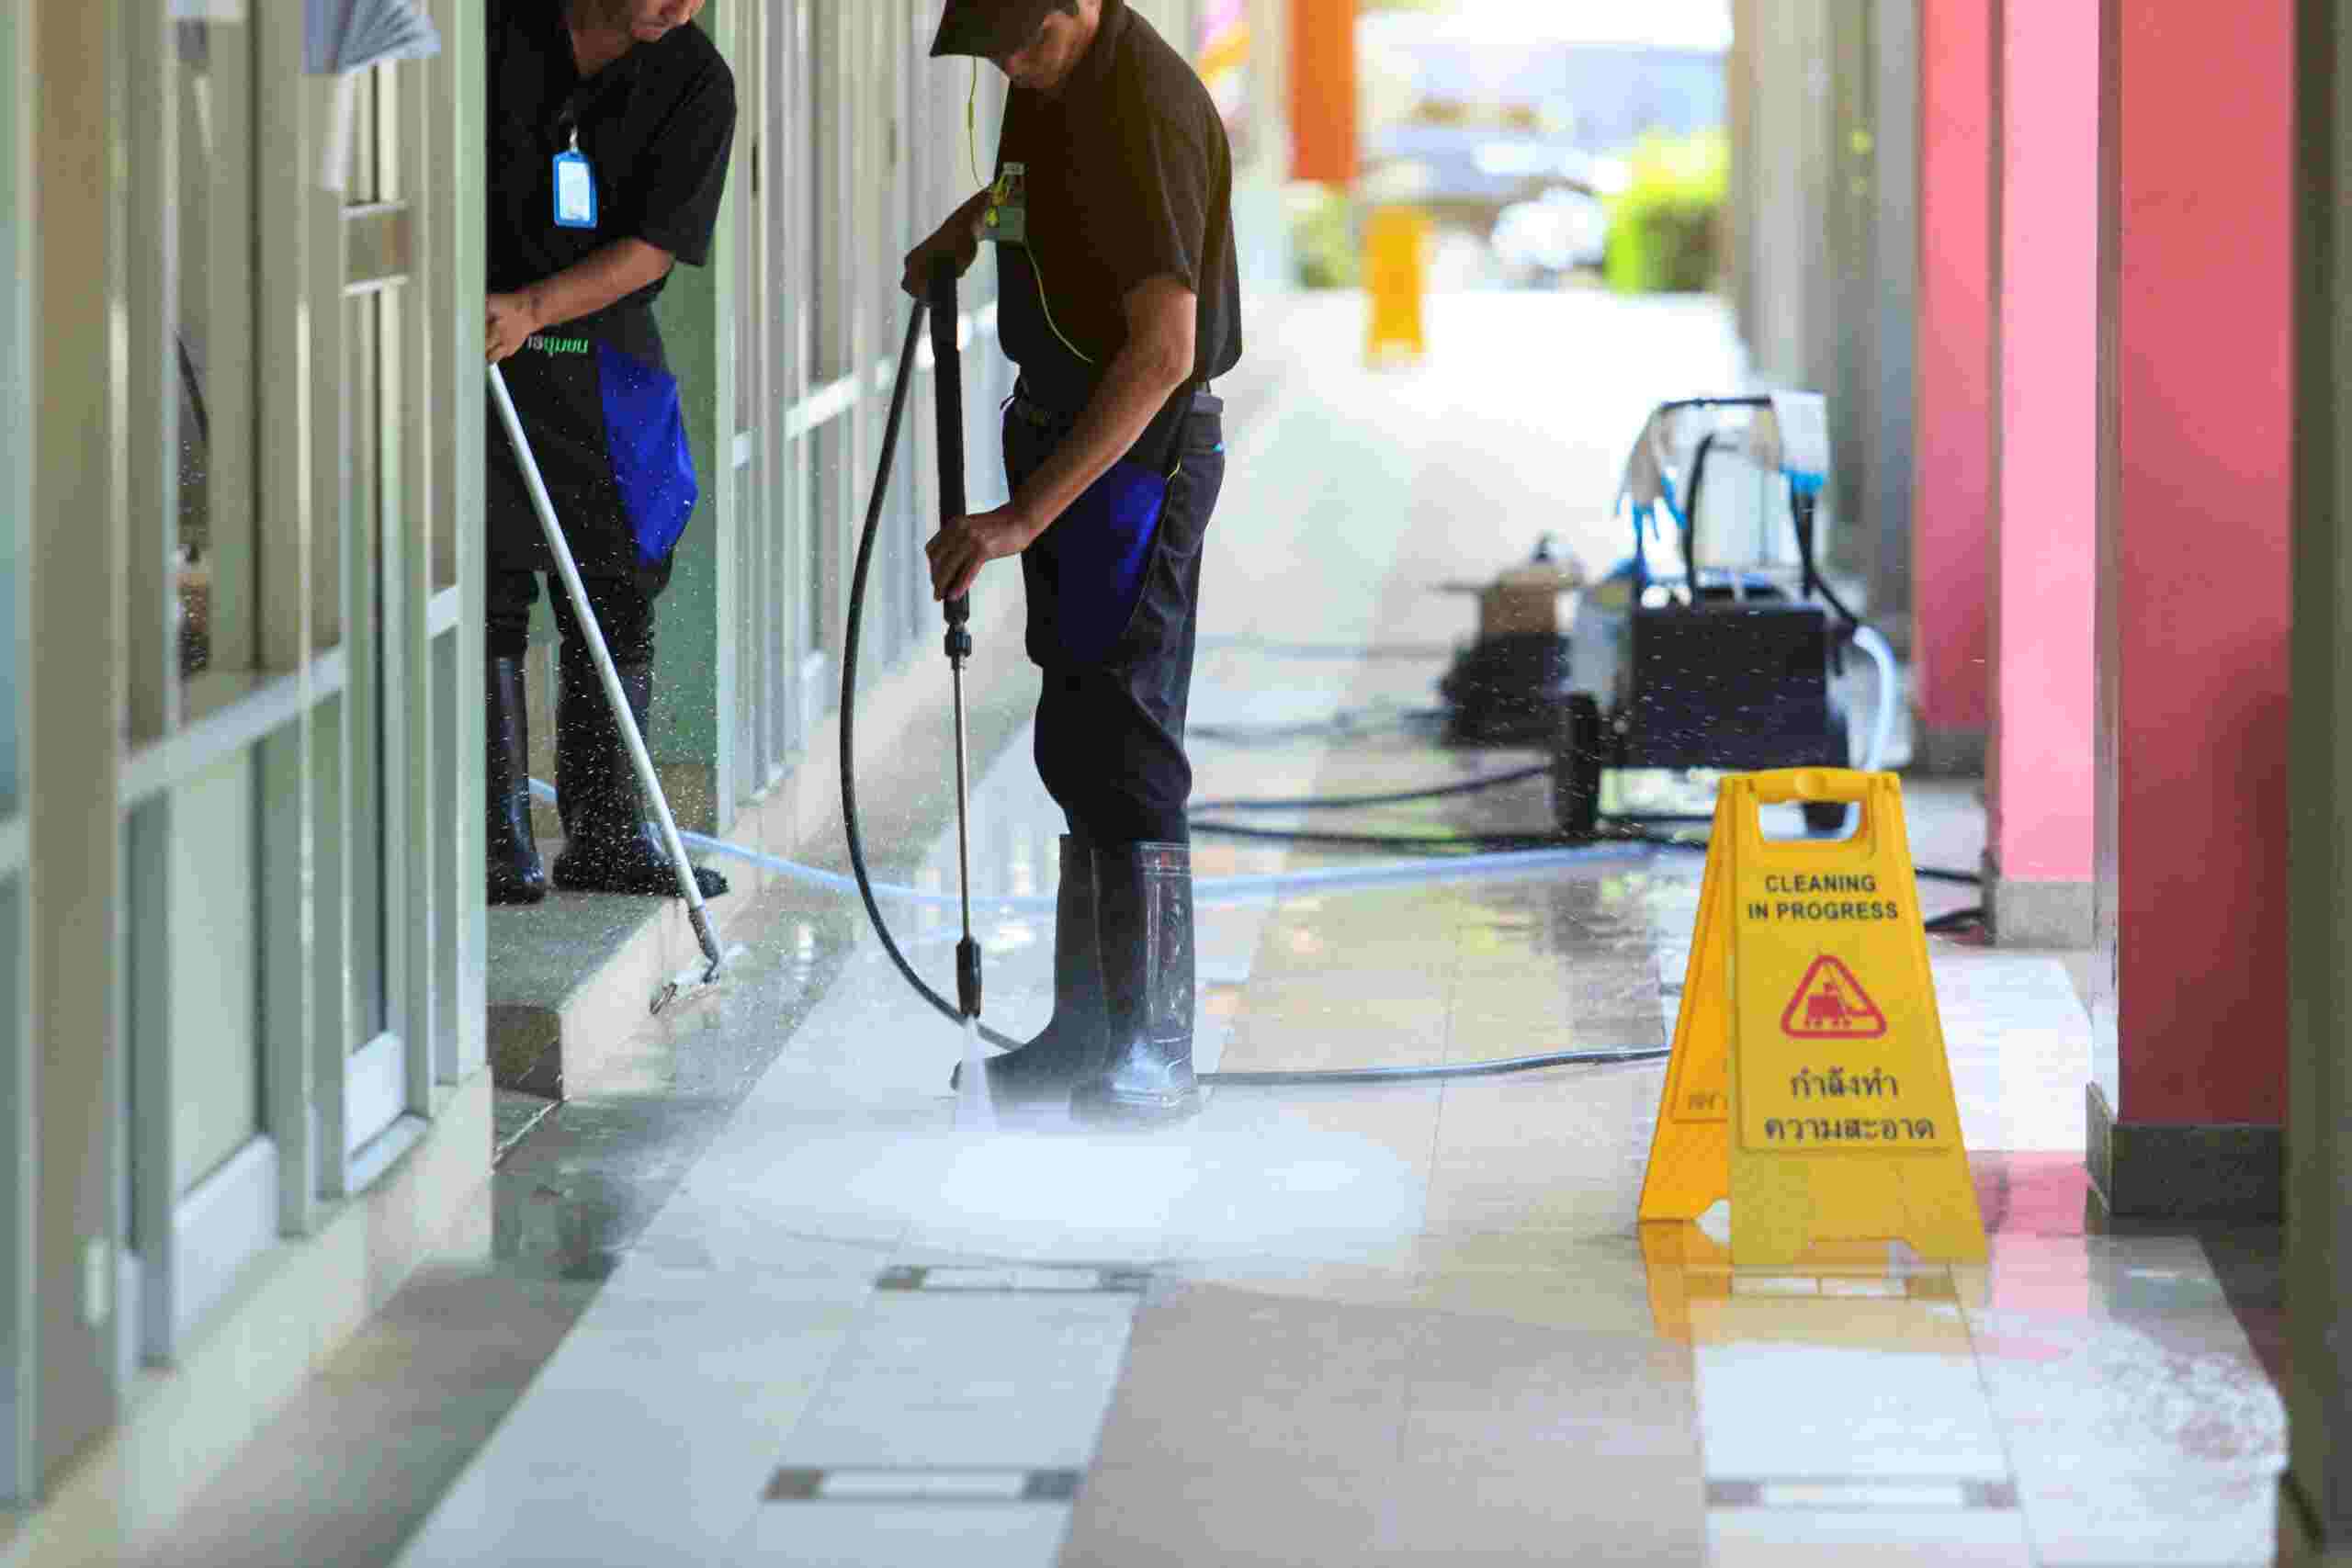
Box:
[1477,559,1584,641]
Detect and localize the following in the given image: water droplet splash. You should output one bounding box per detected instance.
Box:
[956,1014,995,1132]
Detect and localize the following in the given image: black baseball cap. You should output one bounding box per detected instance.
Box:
[929,0,1061,60]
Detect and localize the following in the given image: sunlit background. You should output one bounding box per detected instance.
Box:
[1199,0,1729,293]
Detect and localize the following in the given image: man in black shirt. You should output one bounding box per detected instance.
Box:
[910,0,1243,1124]
[482,0,735,906]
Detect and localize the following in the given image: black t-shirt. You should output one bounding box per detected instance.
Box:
[994,0,1243,424]
[487,0,736,355]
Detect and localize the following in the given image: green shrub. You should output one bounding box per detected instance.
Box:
[1603,130,1729,295]
[1288,184,1361,290]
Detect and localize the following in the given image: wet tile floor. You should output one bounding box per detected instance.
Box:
[378,674,2282,1566]
[129,293,2290,1566]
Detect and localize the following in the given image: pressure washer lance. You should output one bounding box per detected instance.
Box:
[487,361,729,1005]
[929,264,991,1119]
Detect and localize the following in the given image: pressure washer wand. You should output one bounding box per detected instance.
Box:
[929,263,983,1023]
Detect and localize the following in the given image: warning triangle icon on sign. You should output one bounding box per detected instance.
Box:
[1780,955,1888,1039]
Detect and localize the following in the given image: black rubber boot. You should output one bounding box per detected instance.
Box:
[1073,841,1202,1126]
[549,650,729,899]
[485,654,548,907]
[953,835,1107,1106]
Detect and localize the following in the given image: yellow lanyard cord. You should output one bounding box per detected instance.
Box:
[1023,243,1097,367]
[967,62,981,188]
[961,60,1096,372]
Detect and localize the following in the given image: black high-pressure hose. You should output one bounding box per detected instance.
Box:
[842,301,1026,1054]
[839,286,1675,1086]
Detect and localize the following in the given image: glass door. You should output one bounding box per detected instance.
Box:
[333,62,414,1175]
[0,0,28,1501]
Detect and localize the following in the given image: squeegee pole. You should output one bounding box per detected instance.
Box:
[488,361,726,983]
[929,262,984,1022]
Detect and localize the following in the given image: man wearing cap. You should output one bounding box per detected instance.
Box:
[909,0,1242,1126]
[480,0,736,908]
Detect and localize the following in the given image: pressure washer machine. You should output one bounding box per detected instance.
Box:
[1477,391,1890,842]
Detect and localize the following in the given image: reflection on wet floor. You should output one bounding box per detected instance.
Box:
[134,293,2286,1568]
[377,684,2282,1567]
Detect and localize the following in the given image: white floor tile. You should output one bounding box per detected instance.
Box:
[1695,1342,2009,1481]
[728,1501,1072,1567]
[1708,1506,2033,1565]
[400,1435,760,1568]
[777,1296,1135,1471]
[2017,1472,2278,1566]
[1968,1308,2284,1477]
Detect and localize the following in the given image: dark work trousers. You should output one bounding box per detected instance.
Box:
[484,558,667,669]
[1012,388,1227,850]
[483,347,676,666]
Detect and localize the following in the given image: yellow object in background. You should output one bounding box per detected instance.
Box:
[1363,207,1429,366]
[1637,770,1988,1268]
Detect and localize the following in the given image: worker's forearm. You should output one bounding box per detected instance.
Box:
[1013,339,1191,536]
[526,239,673,331]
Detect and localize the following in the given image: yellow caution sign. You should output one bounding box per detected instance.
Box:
[1634,791,1736,1224]
[1637,1220,1728,1344]
[1638,769,1986,1267]
[1638,1220,1983,1348]
[1363,207,1429,366]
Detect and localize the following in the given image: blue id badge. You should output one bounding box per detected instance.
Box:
[552,147,597,230]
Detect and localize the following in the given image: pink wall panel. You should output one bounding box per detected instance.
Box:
[1990,0,2098,882]
[2107,0,2293,1124]
[1913,0,1995,741]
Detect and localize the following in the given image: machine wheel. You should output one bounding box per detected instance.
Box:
[1803,800,1850,836]
[1552,694,1604,841]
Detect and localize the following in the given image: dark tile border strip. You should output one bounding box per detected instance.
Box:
[764,1468,1082,1505]
[2088,1083,2283,1224]
[487,1003,565,1099]
[1707,1479,2018,1511]
[874,1265,1151,1295]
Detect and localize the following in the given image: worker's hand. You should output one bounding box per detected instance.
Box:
[926,504,1042,601]
[901,217,981,301]
[486,290,541,364]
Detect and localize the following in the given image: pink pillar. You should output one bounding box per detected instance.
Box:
[1912,0,1994,774]
[1986,0,2098,943]
[2093,0,2291,1200]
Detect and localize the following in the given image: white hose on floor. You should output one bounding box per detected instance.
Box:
[526,778,1654,914]
[1851,623,1901,773]
[1820,622,1903,837]
[520,632,1902,914]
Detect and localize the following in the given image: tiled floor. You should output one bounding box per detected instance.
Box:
[95,292,2297,1565]
[385,683,2280,1567]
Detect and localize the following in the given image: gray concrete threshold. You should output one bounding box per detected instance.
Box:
[483,588,1035,1103]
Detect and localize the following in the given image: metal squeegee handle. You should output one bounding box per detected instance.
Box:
[486,361,725,982]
